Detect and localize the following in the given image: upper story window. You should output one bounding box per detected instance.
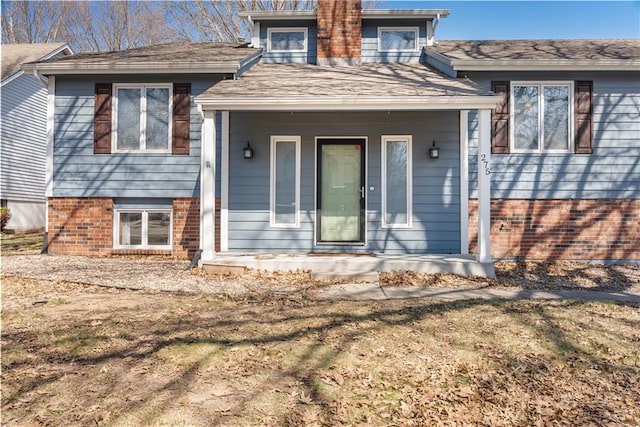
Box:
[267,28,308,53]
[113,83,172,152]
[378,27,419,52]
[511,81,573,153]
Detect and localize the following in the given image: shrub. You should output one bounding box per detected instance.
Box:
[0,207,11,231]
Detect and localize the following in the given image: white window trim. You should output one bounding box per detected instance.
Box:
[113,208,173,249]
[378,26,420,53]
[112,83,173,153]
[267,27,308,53]
[381,135,413,229]
[510,81,574,154]
[270,135,301,228]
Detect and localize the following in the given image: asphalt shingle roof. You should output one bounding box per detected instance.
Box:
[33,41,259,66]
[429,39,640,61]
[197,62,493,101]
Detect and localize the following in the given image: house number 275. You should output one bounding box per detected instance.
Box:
[481,154,491,175]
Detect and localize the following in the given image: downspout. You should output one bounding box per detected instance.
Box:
[31,69,48,87]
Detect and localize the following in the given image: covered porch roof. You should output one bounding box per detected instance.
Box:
[194,62,501,111]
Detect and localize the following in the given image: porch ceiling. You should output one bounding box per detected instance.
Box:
[194,62,500,111]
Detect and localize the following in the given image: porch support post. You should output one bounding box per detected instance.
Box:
[459,110,469,255]
[220,111,229,252]
[200,109,217,261]
[477,108,493,264]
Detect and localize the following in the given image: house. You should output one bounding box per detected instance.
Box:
[22,0,639,274]
[1,43,73,231]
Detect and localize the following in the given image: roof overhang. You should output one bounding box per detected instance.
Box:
[2,42,73,86]
[427,48,640,72]
[194,95,501,111]
[239,9,450,21]
[21,50,262,76]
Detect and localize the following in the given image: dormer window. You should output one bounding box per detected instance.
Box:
[378,27,419,52]
[267,28,308,53]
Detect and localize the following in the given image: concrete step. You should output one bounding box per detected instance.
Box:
[311,271,380,283]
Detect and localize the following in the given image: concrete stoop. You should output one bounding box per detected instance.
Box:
[201,253,495,280]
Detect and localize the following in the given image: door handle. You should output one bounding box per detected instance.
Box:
[360,186,365,199]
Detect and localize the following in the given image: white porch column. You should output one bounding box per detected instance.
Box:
[200,110,217,261]
[220,111,229,252]
[45,76,55,234]
[477,109,493,264]
[459,110,469,255]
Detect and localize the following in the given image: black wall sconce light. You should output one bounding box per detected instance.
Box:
[429,140,440,159]
[243,141,254,159]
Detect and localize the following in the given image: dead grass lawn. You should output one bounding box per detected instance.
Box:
[2,275,639,426]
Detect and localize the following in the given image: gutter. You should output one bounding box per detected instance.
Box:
[194,95,502,111]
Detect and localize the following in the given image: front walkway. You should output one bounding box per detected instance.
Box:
[316,283,640,303]
[201,253,496,280]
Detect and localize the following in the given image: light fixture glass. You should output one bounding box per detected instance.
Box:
[429,140,439,159]
[243,141,254,159]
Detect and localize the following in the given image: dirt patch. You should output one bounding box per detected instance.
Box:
[2,275,639,426]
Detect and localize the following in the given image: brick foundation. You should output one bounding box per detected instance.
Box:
[47,197,218,258]
[469,199,640,261]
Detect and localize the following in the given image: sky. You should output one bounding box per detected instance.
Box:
[381,1,640,39]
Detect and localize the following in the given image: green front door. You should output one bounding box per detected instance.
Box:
[317,139,366,244]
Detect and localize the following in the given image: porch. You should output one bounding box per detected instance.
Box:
[201,253,495,281]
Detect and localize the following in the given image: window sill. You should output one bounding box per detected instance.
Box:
[112,248,172,256]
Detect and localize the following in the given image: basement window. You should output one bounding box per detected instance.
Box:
[114,208,172,249]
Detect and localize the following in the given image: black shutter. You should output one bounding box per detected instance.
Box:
[491,81,510,154]
[94,84,112,154]
[172,83,191,155]
[575,81,593,154]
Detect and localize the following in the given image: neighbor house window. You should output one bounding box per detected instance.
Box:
[270,136,301,227]
[114,208,172,249]
[511,82,572,152]
[267,28,308,53]
[113,83,172,152]
[378,27,419,52]
[382,135,412,228]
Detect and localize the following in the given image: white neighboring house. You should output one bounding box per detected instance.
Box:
[1,43,73,231]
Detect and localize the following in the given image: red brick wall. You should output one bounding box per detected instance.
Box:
[47,197,218,258]
[469,199,640,261]
[48,197,113,256]
[317,0,362,64]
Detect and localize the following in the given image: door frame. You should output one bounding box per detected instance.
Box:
[314,136,368,246]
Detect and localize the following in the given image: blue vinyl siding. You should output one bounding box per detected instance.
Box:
[228,111,461,254]
[1,73,47,202]
[467,71,640,199]
[53,74,223,198]
[259,21,317,64]
[361,19,427,63]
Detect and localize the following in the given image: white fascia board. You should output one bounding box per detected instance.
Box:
[362,9,450,19]
[195,95,502,111]
[450,59,640,71]
[22,61,243,75]
[1,70,24,87]
[41,43,75,59]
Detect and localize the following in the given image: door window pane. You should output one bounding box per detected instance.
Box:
[320,144,361,242]
[117,88,141,150]
[119,212,142,246]
[146,87,170,150]
[513,85,539,150]
[543,86,570,150]
[274,141,296,224]
[385,140,409,225]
